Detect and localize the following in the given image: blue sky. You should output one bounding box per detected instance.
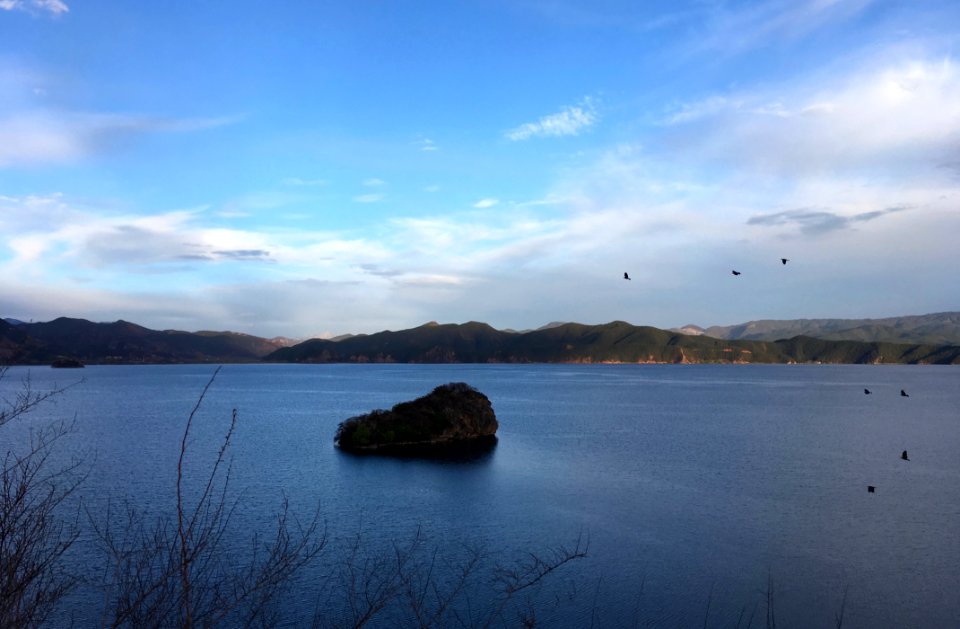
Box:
[1,0,959,338]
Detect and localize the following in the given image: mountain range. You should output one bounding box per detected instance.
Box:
[266,320,960,365]
[0,317,284,364]
[2,313,959,366]
[673,312,960,346]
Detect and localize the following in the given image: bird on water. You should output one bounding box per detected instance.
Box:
[731,270,741,276]
[901,389,909,397]
[864,388,871,394]
[624,272,631,280]
[867,486,876,493]
[901,450,910,461]
[781,258,789,265]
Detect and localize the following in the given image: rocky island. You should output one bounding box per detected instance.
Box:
[334,382,498,454]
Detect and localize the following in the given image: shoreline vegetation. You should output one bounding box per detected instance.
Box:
[2,316,960,366]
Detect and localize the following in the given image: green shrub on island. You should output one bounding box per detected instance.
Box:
[334,382,499,452]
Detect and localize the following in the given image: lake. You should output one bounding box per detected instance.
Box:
[2,364,958,627]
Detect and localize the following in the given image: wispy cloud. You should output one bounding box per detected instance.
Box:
[353,193,385,203]
[505,99,597,141]
[0,0,68,16]
[211,249,272,260]
[417,138,439,152]
[0,197,273,272]
[0,193,396,280]
[359,263,404,278]
[473,198,499,209]
[281,177,327,187]
[690,0,876,56]
[662,57,960,177]
[217,191,304,216]
[0,111,240,167]
[665,96,735,124]
[747,206,908,235]
[4,172,958,335]
[363,178,385,187]
[215,209,250,219]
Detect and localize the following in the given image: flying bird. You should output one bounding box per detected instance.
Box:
[624,272,631,280]
[901,389,909,397]
[864,388,871,395]
[867,485,876,493]
[781,258,789,265]
[901,450,910,461]
[731,270,741,276]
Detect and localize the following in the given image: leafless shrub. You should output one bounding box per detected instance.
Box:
[315,529,587,629]
[93,367,325,628]
[0,366,84,628]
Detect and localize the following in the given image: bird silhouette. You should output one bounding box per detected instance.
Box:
[867,485,876,493]
[901,450,910,461]
[731,270,741,276]
[781,258,789,265]
[624,272,631,280]
[901,389,909,397]
[864,388,871,395]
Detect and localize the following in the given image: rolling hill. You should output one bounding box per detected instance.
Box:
[4,316,959,366]
[696,312,960,345]
[0,317,284,364]
[267,320,960,365]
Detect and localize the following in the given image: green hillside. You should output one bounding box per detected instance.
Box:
[0,317,284,364]
[5,316,959,366]
[267,321,960,365]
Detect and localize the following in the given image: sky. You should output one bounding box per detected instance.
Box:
[1,0,959,338]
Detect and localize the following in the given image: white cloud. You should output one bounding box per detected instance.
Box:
[362,178,385,187]
[5,156,960,335]
[0,111,239,167]
[3,199,225,271]
[353,193,385,203]
[424,185,441,193]
[0,0,68,16]
[505,99,597,141]
[665,96,734,124]
[746,205,909,235]
[689,0,876,56]
[216,209,251,218]
[662,57,960,177]
[281,177,327,187]
[218,191,304,215]
[5,50,959,335]
[417,138,439,151]
[0,193,398,288]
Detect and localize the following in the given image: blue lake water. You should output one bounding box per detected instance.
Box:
[2,364,959,627]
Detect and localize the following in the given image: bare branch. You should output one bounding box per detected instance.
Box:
[0,366,84,628]
[96,367,324,628]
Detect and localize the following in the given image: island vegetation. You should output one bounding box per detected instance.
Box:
[334,382,499,453]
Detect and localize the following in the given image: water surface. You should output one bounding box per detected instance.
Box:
[2,364,958,627]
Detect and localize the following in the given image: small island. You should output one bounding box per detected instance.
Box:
[334,382,498,454]
[51,357,85,368]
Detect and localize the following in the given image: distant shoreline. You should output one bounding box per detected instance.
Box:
[4,316,960,366]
